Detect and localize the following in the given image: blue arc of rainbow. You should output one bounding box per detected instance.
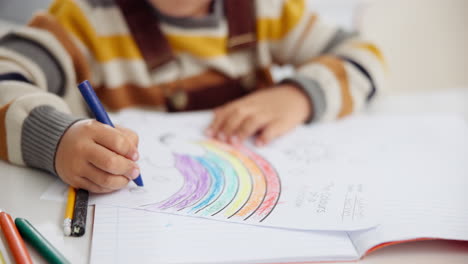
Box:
[189,156,225,213]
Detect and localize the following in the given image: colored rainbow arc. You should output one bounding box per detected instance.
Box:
[143,139,281,222]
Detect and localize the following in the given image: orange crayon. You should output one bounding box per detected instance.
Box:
[0,210,33,264]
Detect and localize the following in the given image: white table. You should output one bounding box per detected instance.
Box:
[1,88,468,264]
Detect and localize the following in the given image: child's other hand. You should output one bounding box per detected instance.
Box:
[55,120,140,193]
[206,84,312,146]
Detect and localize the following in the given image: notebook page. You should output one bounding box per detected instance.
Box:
[91,205,358,264]
[348,115,468,256]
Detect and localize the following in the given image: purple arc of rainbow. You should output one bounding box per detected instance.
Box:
[147,154,208,210]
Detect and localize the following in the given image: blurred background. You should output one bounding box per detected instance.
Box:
[0,0,467,95]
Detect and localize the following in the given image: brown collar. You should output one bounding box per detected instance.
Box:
[115,0,257,71]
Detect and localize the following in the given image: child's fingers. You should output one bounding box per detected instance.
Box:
[81,164,130,191]
[115,125,139,148]
[256,120,292,146]
[73,177,114,194]
[218,108,252,142]
[92,124,138,161]
[206,107,230,139]
[236,115,270,142]
[87,144,140,180]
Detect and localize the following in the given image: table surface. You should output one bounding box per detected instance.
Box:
[1,87,468,264]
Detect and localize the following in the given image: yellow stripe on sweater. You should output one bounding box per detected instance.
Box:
[49,0,142,62]
[314,56,354,118]
[353,42,386,67]
[257,0,306,41]
[166,34,227,58]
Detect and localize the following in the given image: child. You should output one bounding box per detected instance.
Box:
[0,0,385,193]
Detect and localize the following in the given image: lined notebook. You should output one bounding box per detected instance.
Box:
[90,113,468,263]
[91,205,357,264]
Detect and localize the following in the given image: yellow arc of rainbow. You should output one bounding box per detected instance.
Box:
[201,141,253,217]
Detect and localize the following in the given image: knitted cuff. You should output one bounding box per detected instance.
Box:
[21,105,81,175]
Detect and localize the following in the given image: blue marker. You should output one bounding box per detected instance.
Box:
[78,80,144,187]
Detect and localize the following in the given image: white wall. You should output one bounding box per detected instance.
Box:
[0,0,52,24]
[358,0,468,93]
[312,0,468,93]
[309,0,361,30]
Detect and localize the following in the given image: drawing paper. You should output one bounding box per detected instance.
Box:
[43,110,380,231]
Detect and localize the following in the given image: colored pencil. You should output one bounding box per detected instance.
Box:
[63,187,76,236]
[78,80,144,186]
[0,210,33,264]
[15,218,70,264]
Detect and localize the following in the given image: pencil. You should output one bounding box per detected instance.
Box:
[71,189,89,237]
[0,248,6,264]
[63,187,76,236]
[0,209,33,264]
[15,218,70,264]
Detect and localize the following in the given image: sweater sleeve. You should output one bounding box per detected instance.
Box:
[0,5,91,174]
[257,0,386,123]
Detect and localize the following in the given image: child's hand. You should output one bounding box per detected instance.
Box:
[55,120,140,193]
[206,84,312,146]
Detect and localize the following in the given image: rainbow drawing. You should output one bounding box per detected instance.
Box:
[143,139,281,222]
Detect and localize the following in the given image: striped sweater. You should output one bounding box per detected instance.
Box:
[0,0,385,175]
